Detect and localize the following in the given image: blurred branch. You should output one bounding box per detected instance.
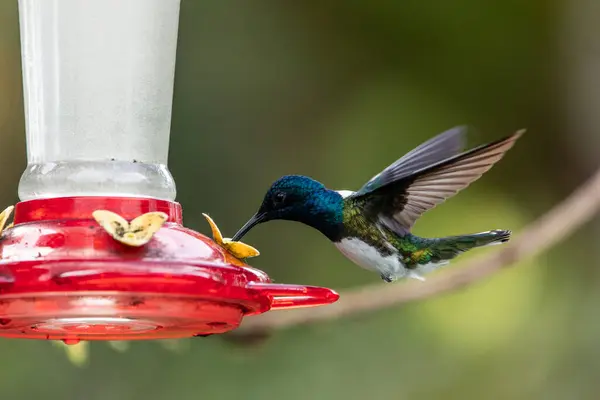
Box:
[236,167,600,334]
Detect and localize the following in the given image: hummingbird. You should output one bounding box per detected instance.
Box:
[232,126,523,282]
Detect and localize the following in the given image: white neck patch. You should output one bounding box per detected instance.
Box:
[336,190,354,198]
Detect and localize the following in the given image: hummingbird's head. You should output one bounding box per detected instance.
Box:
[232,175,343,241]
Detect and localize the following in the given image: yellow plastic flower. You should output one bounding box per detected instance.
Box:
[92,210,168,247]
[0,205,14,234]
[202,213,259,259]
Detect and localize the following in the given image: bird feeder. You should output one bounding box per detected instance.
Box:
[0,0,339,342]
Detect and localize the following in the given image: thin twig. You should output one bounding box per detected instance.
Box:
[236,167,600,334]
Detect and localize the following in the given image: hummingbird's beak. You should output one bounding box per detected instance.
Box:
[232,212,266,241]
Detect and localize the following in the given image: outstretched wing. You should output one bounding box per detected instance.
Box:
[355,130,524,234]
[354,126,468,197]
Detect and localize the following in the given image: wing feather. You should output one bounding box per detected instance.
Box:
[355,126,467,196]
[356,130,523,233]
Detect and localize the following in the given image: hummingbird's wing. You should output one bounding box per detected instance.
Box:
[354,126,468,197]
[353,130,523,234]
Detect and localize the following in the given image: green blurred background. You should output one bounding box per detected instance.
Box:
[1,0,600,399]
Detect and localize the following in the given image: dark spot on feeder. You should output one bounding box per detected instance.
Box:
[108,245,140,257]
[51,274,73,286]
[193,334,213,338]
[133,159,138,163]
[144,247,166,259]
[0,269,15,291]
[0,318,11,325]
[36,252,42,258]
[53,279,66,286]
[89,225,95,229]
[110,158,115,161]
[207,321,228,328]
[129,297,144,306]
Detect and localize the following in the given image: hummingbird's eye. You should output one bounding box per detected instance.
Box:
[273,192,286,206]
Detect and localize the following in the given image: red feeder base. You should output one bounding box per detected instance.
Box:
[0,197,339,341]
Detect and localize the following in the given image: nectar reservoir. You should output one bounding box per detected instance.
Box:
[17,0,179,201]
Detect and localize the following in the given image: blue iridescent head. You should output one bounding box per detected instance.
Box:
[232,175,344,241]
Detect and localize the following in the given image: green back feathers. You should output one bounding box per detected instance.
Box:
[341,199,396,255]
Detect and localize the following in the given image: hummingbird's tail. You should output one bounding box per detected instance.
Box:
[421,229,511,262]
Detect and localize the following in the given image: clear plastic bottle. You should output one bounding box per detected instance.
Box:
[17,0,180,201]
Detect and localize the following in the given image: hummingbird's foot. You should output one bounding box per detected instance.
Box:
[380,274,394,283]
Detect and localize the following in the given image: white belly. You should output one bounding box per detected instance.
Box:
[334,238,407,279]
[334,238,449,281]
